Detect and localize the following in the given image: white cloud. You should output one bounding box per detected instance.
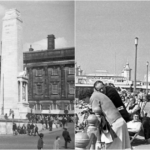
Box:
[23,37,68,52]
[0,5,6,16]
[55,37,68,49]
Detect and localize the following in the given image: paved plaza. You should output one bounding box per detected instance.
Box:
[0,123,74,149]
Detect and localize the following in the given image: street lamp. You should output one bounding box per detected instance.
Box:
[146,61,149,94]
[134,37,138,92]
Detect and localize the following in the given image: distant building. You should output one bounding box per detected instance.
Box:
[75,62,150,98]
[75,62,132,88]
[121,62,132,81]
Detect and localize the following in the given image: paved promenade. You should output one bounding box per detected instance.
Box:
[0,123,74,149]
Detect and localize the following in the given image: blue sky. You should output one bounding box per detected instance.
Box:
[0,1,74,52]
[76,1,150,81]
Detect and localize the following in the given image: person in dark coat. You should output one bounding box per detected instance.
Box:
[12,122,17,135]
[17,124,21,134]
[34,124,39,136]
[48,117,53,131]
[45,116,48,129]
[21,124,26,134]
[30,123,35,136]
[27,123,31,135]
[61,117,66,128]
[62,128,71,148]
[93,80,130,122]
[37,133,44,150]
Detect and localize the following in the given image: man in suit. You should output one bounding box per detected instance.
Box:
[62,128,71,148]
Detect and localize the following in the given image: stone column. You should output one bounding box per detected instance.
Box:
[56,103,58,110]
[40,104,41,110]
[26,82,28,103]
[20,81,22,102]
[1,9,23,112]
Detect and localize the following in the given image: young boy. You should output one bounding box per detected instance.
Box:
[37,133,44,150]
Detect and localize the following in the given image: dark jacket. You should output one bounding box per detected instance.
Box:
[30,124,34,129]
[105,86,130,122]
[13,124,17,131]
[37,138,44,149]
[62,130,71,142]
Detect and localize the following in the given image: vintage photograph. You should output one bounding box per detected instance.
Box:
[75,1,150,150]
[0,1,74,149]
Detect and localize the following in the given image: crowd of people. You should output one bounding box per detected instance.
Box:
[12,114,73,136]
[12,122,39,136]
[75,80,150,149]
[26,114,74,129]
[11,115,72,150]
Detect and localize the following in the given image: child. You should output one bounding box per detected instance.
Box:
[37,133,44,150]
[53,136,60,150]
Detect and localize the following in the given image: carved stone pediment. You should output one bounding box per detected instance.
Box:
[3,9,22,22]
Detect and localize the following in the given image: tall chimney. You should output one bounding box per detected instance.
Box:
[47,34,55,50]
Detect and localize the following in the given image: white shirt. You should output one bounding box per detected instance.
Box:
[127,120,142,133]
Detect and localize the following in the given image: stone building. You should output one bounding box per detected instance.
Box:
[0,34,75,115]
[24,35,75,114]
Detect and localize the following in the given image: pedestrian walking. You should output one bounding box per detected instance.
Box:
[45,116,48,129]
[37,133,44,150]
[30,123,35,136]
[61,117,66,128]
[48,118,53,131]
[62,128,71,149]
[53,136,60,150]
[34,124,39,136]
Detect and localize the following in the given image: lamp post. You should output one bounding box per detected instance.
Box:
[146,61,149,95]
[134,37,138,92]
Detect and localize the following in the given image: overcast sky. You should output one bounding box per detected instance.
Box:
[76,1,150,81]
[0,1,74,52]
